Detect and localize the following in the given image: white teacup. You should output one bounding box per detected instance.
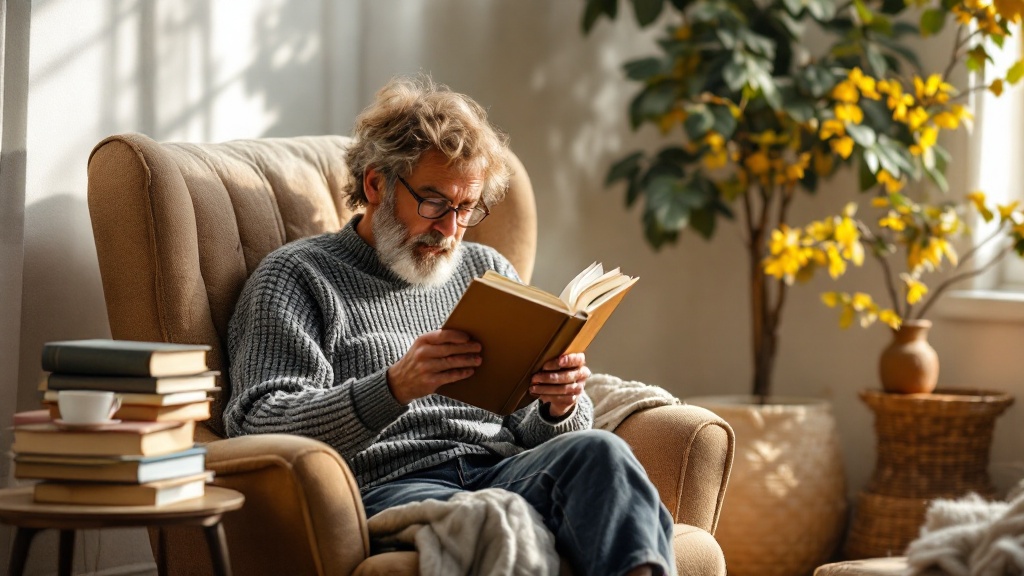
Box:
[57,390,122,424]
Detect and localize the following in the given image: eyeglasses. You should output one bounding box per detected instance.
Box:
[396,175,489,227]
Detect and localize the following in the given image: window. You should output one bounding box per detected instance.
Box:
[939,30,1024,321]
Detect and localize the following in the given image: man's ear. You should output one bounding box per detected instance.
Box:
[363,166,385,206]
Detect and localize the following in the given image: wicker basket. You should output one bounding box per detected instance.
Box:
[844,388,1013,560]
[689,396,848,576]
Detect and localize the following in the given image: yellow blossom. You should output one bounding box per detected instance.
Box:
[998,201,1020,221]
[806,220,833,242]
[879,211,906,231]
[849,68,881,99]
[839,305,855,329]
[835,103,864,124]
[876,170,905,193]
[915,74,955,102]
[906,107,930,130]
[703,150,728,169]
[744,151,771,175]
[851,292,873,311]
[941,238,959,267]
[819,119,846,140]
[879,309,902,330]
[994,0,1024,22]
[831,80,860,104]
[910,126,938,156]
[834,217,863,261]
[932,111,960,129]
[871,196,891,208]
[966,191,994,222]
[785,162,806,182]
[831,136,855,159]
[826,244,846,278]
[764,225,814,283]
[821,292,840,307]
[902,274,929,305]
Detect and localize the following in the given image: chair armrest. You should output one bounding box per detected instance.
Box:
[205,434,369,576]
[614,405,734,534]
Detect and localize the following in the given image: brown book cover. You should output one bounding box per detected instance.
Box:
[12,420,196,457]
[41,339,210,377]
[438,264,637,415]
[33,472,211,506]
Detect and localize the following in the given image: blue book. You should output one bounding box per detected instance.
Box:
[14,446,207,483]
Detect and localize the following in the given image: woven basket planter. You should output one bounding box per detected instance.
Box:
[687,396,848,576]
[845,388,1014,559]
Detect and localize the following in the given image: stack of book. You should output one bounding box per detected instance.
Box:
[11,339,216,506]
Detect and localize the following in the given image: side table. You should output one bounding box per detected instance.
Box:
[0,485,244,576]
[844,388,1013,559]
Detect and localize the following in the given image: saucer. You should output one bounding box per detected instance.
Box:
[54,419,122,430]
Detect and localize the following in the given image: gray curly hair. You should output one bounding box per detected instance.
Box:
[344,75,512,210]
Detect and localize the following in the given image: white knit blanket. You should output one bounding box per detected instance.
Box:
[905,483,1024,576]
[366,373,679,576]
[587,373,680,431]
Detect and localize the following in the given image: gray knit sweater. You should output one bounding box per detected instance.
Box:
[224,216,594,491]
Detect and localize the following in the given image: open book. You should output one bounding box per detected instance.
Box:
[438,262,637,415]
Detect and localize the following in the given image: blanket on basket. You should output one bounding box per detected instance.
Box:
[366,373,679,576]
[905,481,1024,576]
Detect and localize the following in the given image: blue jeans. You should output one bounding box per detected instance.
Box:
[362,430,676,576]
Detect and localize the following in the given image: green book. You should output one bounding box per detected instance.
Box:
[42,339,210,377]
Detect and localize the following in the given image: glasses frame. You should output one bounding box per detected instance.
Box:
[395,175,490,228]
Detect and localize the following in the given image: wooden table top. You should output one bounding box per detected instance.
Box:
[0,485,244,530]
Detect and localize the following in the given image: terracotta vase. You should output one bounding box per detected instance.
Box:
[878,319,939,394]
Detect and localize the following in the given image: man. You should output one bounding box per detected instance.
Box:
[224,76,675,576]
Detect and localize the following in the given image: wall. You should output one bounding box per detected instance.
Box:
[1,1,361,573]
[1,0,1021,573]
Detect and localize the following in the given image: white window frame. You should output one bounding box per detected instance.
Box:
[936,28,1024,323]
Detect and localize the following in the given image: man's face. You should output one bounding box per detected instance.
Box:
[371,149,485,286]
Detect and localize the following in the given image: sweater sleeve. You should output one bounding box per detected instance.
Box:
[223,255,408,460]
[506,393,594,448]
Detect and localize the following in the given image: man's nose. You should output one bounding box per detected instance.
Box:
[432,209,459,237]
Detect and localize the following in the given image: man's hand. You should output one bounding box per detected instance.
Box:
[387,330,482,405]
[530,353,591,418]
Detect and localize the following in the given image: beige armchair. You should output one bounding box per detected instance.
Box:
[86,133,735,576]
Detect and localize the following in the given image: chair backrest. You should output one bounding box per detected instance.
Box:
[87,133,537,438]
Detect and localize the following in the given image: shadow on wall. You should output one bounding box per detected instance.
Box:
[245,0,329,138]
[16,193,110,413]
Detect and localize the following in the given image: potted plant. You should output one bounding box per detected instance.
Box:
[765,193,1024,393]
[581,0,1020,572]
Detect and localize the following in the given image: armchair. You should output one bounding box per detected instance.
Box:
[86,133,734,575]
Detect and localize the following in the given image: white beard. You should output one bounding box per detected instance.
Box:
[372,191,461,287]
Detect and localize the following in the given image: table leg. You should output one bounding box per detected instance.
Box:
[204,522,232,576]
[58,530,75,576]
[8,527,40,576]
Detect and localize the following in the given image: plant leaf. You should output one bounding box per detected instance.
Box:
[1008,59,1024,85]
[633,0,666,27]
[683,105,716,138]
[606,151,646,185]
[629,82,677,128]
[920,9,946,37]
[710,105,739,138]
[624,57,667,80]
[582,0,617,34]
[846,123,877,147]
